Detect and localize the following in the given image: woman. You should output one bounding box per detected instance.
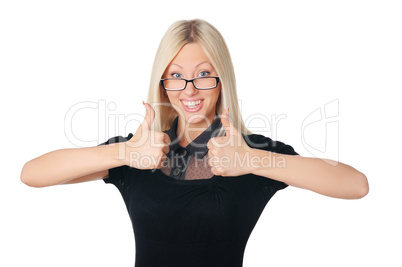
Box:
[21,19,369,267]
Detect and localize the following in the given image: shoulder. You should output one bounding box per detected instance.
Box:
[243,133,299,156]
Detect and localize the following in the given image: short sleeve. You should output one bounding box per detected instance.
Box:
[98,133,133,188]
[243,134,298,156]
[244,134,299,192]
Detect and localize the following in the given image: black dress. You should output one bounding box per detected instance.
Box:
[99,116,298,267]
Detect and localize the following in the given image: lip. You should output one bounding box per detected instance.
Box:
[180,99,204,113]
[180,98,204,101]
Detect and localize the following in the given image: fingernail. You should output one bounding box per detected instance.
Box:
[142,101,145,105]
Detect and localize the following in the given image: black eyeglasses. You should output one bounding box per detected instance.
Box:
[160,76,220,91]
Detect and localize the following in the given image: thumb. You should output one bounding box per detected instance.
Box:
[141,101,155,131]
[221,107,239,136]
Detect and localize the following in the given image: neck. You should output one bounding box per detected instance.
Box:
[176,114,216,147]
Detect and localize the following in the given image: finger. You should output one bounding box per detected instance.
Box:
[207,156,213,168]
[163,132,171,145]
[162,143,170,154]
[207,153,217,168]
[153,153,163,169]
[207,138,213,149]
[157,154,167,169]
[220,107,239,136]
[208,137,226,148]
[156,159,164,169]
[141,101,155,131]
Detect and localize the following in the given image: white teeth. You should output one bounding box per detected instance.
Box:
[182,100,202,108]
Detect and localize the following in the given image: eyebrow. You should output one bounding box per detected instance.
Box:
[171,61,210,69]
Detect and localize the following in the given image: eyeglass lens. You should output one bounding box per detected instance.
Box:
[164,77,217,90]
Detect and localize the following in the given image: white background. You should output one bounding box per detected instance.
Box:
[1,0,401,266]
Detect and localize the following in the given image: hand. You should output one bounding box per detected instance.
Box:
[207,108,253,176]
[119,102,171,169]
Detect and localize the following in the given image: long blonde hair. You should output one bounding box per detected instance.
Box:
[147,18,252,137]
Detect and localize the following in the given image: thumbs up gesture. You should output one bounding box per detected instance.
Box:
[120,102,171,169]
[207,108,253,177]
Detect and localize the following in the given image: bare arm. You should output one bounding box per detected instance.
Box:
[20,144,122,187]
[21,103,170,188]
[207,110,368,199]
[250,150,369,199]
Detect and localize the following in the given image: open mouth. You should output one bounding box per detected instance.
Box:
[181,99,203,108]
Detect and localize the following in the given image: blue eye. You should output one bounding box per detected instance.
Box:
[171,72,182,78]
[199,71,210,77]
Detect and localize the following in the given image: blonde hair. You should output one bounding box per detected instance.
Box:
[147,18,252,137]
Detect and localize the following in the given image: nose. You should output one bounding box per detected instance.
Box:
[183,80,198,96]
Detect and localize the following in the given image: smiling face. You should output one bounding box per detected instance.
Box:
[163,42,221,127]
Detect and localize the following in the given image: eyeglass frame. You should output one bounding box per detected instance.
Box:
[160,76,220,91]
